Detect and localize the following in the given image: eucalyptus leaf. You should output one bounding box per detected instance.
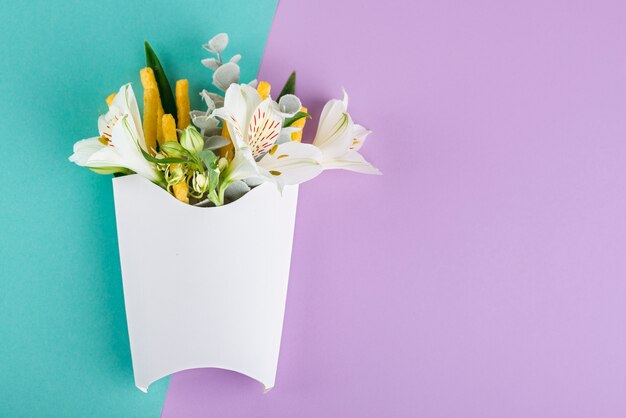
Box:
[201,58,220,70]
[244,177,264,188]
[145,41,177,122]
[204,33,229,53]
[278,71,296,100]
[213,62,240,91]
[224,180,251,202]
[190,112,217,130]
[205,135,230,150]
[203,90,225,108]
[199,90,218,112]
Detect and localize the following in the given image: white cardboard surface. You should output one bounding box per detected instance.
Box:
[112,175,299,392]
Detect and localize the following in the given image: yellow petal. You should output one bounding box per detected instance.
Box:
[105,93,116,106]
[176,79,190,129]
[162,114,178,143]
[142,88,159,155]
[257,81,271,100]
[291,106,308,142]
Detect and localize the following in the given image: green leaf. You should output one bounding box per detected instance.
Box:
[207,168,220,192]
[198,149,218,169]
[145,41,177,121]
[283,111,311,127]
[89,167,132,175]
[141,148,188,164]
[277,71,296,100]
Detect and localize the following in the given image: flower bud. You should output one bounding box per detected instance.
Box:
[193,172,209,194]
[168,165,184,184]
[217,157,228,171]
[180,126,204,155]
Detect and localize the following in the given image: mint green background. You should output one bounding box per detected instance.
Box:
[0,1,277,416]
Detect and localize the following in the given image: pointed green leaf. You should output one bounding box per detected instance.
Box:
[277,71,296,100]
[283,111,311,127]
[145,41,177,121]
[141,148,188,164]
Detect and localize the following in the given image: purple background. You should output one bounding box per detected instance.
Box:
[162,1,626,416]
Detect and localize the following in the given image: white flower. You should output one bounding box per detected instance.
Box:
[312,90,380,175]
[213,83,284,159]
[69,84,163,184]
[212,83,323,195]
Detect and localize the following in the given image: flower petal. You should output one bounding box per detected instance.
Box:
[312,94,354,158]
[247,99,282,159]
[258,141,323,186]
[69,137,105,166]
[213,84,263,152]
[223,149,259,183]
[276,126,300,144]
[322,149,381,175]
[351,124,372,151]
[112,84,145,149]
[89,115,162,183]
[213,88,247,149]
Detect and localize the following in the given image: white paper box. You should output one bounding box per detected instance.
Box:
[112,174,299,392]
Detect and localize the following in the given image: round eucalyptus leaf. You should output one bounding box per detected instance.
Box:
[213,62,240,91]
[204,33,229,53]
[201,58,221,70]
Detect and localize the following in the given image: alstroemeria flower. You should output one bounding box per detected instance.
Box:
[69,84,163,185]
[213,84,284,158]
[213,83,323,194]
[312,90,380,175]
[211,84,278,198]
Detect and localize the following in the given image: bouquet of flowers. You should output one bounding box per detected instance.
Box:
[68,34,379,392]
[70,33,379,206]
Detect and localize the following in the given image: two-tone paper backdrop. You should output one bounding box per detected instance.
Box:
[2,0,626,416]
